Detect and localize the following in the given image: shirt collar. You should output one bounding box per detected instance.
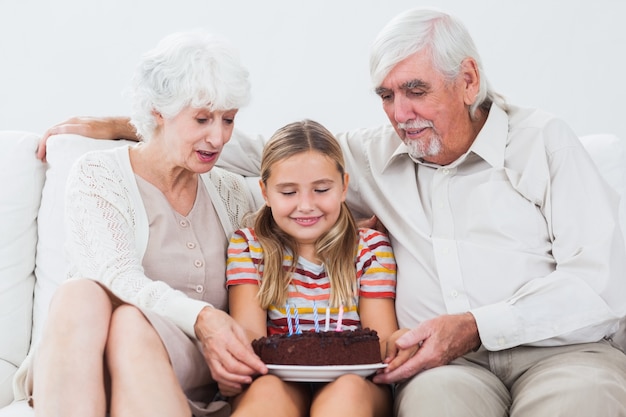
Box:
[467,103,509,169]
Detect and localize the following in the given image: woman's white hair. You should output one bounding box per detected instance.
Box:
[130,30,251,140]
[369,7,506,119]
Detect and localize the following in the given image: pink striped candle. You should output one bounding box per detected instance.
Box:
[335,304,343,332]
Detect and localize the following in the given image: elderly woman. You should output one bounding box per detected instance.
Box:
[21,30,266,417]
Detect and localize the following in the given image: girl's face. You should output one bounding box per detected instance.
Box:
[156,105,238,173]
[261,150,349,259]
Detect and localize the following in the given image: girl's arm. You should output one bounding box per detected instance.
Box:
[359,297,398,360]
[228,284,268,342]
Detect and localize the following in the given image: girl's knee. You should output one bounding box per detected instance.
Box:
[233,376,309,417]
[247,374,290,395]
[328,373,372,393]
[313,375,391,417]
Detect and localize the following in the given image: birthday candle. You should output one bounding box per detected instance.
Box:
[293,304,302,334]
[324,306,330,331]
[286,303,293,336]
[313,300,320,333]
[335,304,343,332]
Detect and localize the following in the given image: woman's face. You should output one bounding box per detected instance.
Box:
[156,105,238,173]
[260,150,349,259]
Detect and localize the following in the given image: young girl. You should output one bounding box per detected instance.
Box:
[226,119,398,417]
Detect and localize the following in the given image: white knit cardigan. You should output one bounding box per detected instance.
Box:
[64,145,255,337]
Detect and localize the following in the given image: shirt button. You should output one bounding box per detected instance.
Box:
[442,168,450,175]
[195,285,204,293]
[450,290,458,298]
[180,220,188,228]
[442,247,449,254]
[194,259,203,268]
[187,242,196,249]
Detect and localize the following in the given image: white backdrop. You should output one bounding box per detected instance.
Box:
[1,0,625,140]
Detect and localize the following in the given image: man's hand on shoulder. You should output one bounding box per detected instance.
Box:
[37,116,138,162]
[373,312,481,384]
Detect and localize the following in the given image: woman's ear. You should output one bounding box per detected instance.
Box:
[152,109,164,126]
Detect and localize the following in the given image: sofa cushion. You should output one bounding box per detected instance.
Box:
[579,134,626,235]
[579,134,626,349]
[0,132,45,407]
[0,399,31,417]
[32,135,136,346]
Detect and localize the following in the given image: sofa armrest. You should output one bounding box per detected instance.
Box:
[0,132,45,407]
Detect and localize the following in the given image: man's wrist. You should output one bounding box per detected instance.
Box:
[463,312,482,351]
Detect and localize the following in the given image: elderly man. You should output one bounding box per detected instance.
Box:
[342,8,626,416]
[38,7,626,417]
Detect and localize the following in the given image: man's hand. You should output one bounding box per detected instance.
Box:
[37,116,137,162]
[357,214,388,234]
[373,312,481,384]
[194,306,267,396]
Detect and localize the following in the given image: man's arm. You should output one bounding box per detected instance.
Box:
[216,128,265,177]
[37,116,138,161]
[472,119,626,350]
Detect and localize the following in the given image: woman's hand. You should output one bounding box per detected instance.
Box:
[194,306,267,396]
[37,116,138,161]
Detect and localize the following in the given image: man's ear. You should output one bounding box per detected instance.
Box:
[460,57,480,106]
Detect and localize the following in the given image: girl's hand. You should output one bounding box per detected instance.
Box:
[194,306,267,394]
[379,328,417,372]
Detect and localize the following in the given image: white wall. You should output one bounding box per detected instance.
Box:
[1,0,625,140]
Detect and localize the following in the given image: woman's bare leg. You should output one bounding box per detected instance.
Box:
[311,374,392,417]
[106,304,190,417]
[33,279,113,417]
[230,374,309,417]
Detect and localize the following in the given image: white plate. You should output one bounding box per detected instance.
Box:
[266,363,387,382]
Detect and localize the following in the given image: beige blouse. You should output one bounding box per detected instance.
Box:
[136,174,228,312]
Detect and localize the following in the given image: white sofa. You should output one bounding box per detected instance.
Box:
[1,130,626,416]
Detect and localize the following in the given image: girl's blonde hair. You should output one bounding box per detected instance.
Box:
[255,120,359,309]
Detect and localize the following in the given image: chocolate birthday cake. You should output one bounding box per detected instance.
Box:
[252,328,381,366]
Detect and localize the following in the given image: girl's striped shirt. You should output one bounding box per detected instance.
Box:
[226,227,396,335]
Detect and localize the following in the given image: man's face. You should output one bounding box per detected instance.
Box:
[375,50,477,165]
